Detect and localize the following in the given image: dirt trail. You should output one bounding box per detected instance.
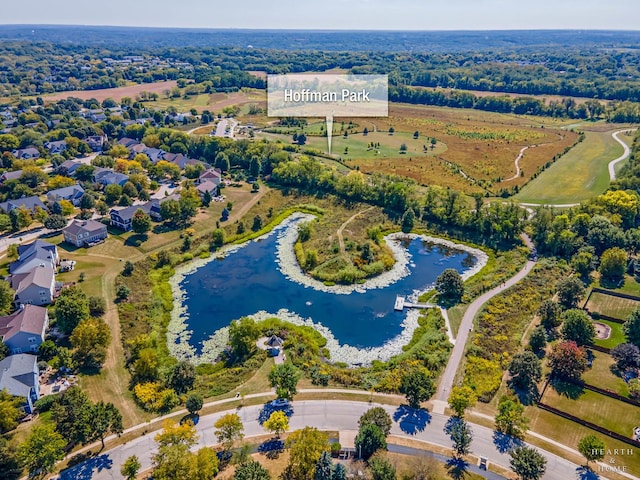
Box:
[336,206,375,254]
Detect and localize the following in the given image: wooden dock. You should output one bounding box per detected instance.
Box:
[394,295,435,311]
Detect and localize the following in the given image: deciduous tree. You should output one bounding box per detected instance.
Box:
[55,286,90,334]
[264,410,289,438]
[18,424,66,477]
[286,427,329,479]
[577,435,605,467]
[399,369,435,408]
[435,269,464,302]
[494,396,529,440]
[214,413,244,452]
[355,423,387,460]
[358,407,392,437]
[269,362,300,400]
[448,385,478,418]
[560,309,595,346]
[548,341,587,381]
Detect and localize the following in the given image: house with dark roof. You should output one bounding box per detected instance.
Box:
[0,305,49,354]
[93,168,129,187]
[11,266,56,306]
[143,147,166,163]
[44,140,67,155]
[117,137,140,148]
[196,180,218,199]
[149,195,179,221]
[57,160,84,177]
[11,147,40,160]
[47,184,85,206]
[10,240,59,275]
[198,168,222,186]
[0,354,40,413]
[0,196,48,214]
[109,203,152,231]
[63,219,108,247]
[85,135,107,152]
[0,170,23,183]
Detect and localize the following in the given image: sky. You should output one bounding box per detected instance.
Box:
[1,0,639,30]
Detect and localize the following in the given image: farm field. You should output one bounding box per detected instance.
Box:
[41,80,178,102]
[585,291,640,320]
[144,89,265,112]
[258,103,577,195]
[515,128,631,204]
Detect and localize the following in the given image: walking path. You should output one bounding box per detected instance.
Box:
[503,145,530,182]
[609,128,637,181]
[433,233,536,410]
[336,206,375,254]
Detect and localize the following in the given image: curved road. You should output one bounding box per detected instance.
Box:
[58,400,592,480]
[609,129,637,181]
[434,234,536,407]
[517,128,636,209]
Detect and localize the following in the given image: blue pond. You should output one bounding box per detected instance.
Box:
[179,222,478,352]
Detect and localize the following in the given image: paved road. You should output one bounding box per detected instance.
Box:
[58,400,588,480]
[434,234,536,407]
[609,129,637,181]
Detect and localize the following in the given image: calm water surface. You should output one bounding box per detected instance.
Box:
[180,228,477,351]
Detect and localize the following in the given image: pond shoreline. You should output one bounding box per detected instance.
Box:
[167,212,488,365]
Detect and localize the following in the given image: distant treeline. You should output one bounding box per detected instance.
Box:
[389,86,640,123]
[2,37,640,106]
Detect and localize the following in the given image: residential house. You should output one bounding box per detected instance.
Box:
[85,135,107,152]
[0,196,48,215]
[93,168,129,187]
[110,203,152,231]
[117,137,140,149]
[149,195,179,221]
[10,147,40,160]
[0,305,49,354]
[47,184,85,206]
[0,354,40,413]
[57,160,84,177]
[63,219,108,247]
[0,170,23,183]
[196,180,218,199]
[10,240,59,275]
[88,109,107,122]
[143,147,165,163]
[198,168,222,186]
[44,140,67,155]
[11,266,56,306]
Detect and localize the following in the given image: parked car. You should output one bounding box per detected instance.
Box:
[271,398,289,408]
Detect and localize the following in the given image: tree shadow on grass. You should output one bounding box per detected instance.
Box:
[59,453,113,480]
[492,431,523,453]
[577,465,600,480]
[446,456,470,480]
[258,438,285,459]
[124,233,147,246]
[393,404,431,435]
[550,379,585,400]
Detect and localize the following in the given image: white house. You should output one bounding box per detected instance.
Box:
[11,266,56,307]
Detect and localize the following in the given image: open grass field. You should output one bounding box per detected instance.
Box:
[143,89,265,113]
[582,351,630,397]
[540,383,640,438]
[515,128,630,204]
[258,103,576,195]
[593,319,627,349]
[585,291,640,320]
[42,80,178,103]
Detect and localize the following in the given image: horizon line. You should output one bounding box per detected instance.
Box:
[1,24,640,33]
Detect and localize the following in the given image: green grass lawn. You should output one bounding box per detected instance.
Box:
[593,319,626,349]
[582,351,630,397]
[259,129,446,159]
[600,274,640,298]
[542,384,640,437]
[447,305,466,337]
[515,129,629,204]
[586,291,640,320]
